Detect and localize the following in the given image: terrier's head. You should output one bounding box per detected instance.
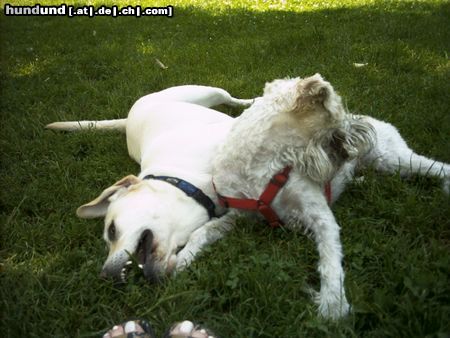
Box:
[265,74,374,182]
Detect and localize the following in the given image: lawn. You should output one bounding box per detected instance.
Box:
[1,0,449,337]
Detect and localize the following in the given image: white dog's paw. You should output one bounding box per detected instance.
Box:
[240,98,258,107]
[174,250,195,273]
[315,291,350,320]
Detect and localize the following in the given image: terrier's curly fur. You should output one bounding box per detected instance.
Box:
[211,74,449,319]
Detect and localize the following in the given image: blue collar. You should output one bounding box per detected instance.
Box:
[143,174,216,219]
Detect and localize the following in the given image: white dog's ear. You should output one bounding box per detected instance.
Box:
[76,175,141,219]
[295,74,344,119]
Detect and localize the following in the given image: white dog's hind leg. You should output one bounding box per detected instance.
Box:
[189,86,254,107]
[191,87,254,108]
[361,117,450,193]
[284,190,350,320]
[150,85,255,108]
[225,96,255,107]
[175,211,237,272]
[228,98,255,107]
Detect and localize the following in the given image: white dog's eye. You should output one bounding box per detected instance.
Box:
[108,222,116,241]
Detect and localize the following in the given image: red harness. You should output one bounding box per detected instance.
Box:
[214,167,332,228]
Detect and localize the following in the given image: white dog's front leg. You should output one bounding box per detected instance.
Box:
[175,211,237,272]
[287,198,350,320]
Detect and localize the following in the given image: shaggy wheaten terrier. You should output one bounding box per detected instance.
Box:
[211,74,449,319]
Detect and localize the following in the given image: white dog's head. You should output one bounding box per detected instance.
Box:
[77,175,209,283]
[264,74,374,182]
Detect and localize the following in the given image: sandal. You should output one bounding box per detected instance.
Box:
[103,319,156,338]
[163,320,218,338]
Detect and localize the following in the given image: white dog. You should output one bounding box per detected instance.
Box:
[47,85,251,282]
[210,74,450,319]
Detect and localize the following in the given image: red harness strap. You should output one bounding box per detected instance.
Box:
[324,181,332,205]
[215,167,332,228]
[215,167,292,228]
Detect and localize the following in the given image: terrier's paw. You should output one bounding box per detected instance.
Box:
[315,291,350,320]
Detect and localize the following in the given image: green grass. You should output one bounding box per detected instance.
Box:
[1,0,449,337]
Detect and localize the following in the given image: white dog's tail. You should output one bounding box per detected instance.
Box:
[45,119,127,132]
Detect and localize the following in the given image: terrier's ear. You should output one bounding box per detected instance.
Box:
[297,74,330,104]
[295,74,344,119]
[329,119,375,162]
[76,175,141,219]
[329,129,351,161]
[302,73,327,97]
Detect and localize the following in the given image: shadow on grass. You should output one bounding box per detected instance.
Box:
[1,2,450,337]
